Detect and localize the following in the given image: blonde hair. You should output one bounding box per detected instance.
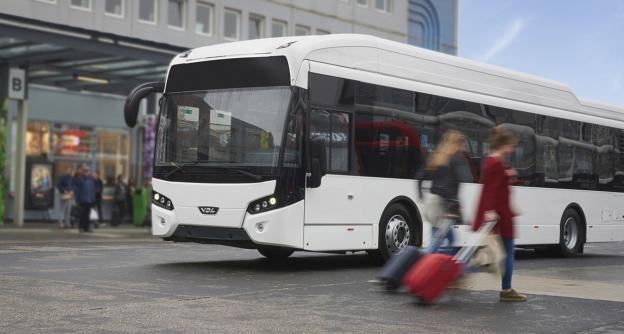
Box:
[426,130,465,170]
[488,126,517,152]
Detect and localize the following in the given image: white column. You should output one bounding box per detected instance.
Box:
[13,99,27,227]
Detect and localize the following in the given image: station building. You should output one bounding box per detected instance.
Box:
[0,0,457,223]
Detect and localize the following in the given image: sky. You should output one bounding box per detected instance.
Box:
[458,0,624,108]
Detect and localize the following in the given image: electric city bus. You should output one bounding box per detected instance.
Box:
[124,34,624,261]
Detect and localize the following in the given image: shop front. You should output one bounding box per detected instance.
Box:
[8,85,140,222]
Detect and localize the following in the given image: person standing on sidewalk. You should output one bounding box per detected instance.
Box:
[93,172,104,228]
[472,126,527,302]
[55,167,75,229]
[74,164,96,233]
[113,175,128,226]
[126,176,136,224]
[418,130,473,253]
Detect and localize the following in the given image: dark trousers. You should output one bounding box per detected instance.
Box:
[79,203,92,231]
[95,198,103,222]
[113,201,126,226]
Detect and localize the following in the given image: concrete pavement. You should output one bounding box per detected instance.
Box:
[1,227,623,333]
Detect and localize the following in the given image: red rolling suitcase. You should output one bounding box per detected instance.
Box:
[402,221,496,303]
[401,253,462,303]
[376,219,453,291]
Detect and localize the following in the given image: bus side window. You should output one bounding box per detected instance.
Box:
[309,109,351,174]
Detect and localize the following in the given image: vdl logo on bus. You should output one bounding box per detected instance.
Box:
[198,207,219,215]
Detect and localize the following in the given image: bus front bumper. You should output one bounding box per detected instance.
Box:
[152,200,305,249]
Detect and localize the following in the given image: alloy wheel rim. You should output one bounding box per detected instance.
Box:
[385,214,411,255]
[563,217,578,250]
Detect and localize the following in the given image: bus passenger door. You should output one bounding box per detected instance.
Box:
[304,109,373,251]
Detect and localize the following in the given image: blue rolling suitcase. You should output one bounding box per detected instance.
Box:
[377,246,425,291]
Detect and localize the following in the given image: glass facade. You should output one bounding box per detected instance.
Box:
[26,120,130,190]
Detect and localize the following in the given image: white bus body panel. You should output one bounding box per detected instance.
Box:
[303,174,419,251]
[151,178,276,237]
[243,200,304,249]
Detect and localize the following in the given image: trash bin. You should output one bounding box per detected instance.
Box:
[131,188,149,226]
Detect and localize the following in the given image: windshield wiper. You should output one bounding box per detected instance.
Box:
[220,167,263,181]
[164,162,184,180]
[164,162,263,181]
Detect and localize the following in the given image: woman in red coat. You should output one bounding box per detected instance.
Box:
[473,127,527,302]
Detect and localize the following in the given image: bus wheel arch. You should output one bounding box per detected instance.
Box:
[557,203,586,257]
[369,197,423,263]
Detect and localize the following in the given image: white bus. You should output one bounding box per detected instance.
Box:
[124,34,624,261]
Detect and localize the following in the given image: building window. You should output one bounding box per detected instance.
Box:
[139,0,157,23]
[195,1,214,35]
[97,131,130,187]
[357,0,368,7]
[26,122,50,158]
[223,9,241,40]
[52,124,95,160]
[168,0,186,29]
[70,0,91,11]
[104,0,124,17]
[374,0,391,12]
[316,29,330,35]
[295,25,310,36]
[271,20,287,37]
[248,14,264,39]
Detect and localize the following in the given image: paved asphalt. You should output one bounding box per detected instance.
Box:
[1,225,623,334]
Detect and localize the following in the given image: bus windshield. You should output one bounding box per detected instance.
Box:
[155,86,292,169]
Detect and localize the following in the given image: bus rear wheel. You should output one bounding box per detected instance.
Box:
[555,208,584,257]
[370,203,416,263]
[257,246,294,261]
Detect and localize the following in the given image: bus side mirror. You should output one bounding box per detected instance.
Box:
[124,81,165,128]
[308,137,327,188]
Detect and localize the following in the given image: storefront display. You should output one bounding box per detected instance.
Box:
[26,122,50,157]
[52,124,94,159]
[25,159,54,210]
[97,130,129,186]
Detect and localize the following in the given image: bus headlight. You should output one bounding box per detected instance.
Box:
[247,195,278,214]
[152,191,174,210]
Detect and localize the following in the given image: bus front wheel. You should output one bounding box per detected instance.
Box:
[555,208,585,257]
[370,203,416,263]
[257,246,294,261]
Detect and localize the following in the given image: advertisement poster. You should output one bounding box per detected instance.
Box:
[25,159,54,210]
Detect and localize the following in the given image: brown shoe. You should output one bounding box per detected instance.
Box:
[500,289,527,302]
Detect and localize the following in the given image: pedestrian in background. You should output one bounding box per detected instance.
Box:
[55,167,74,229]
[418,130,472,253]
[93,172,103,227]
[472,126,527,302]
[113,174,127,226]
[126,176,135,224]
[74,164,96,233]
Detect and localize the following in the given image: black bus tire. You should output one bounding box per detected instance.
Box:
[369,203,416,263]
[257,246,294,261]
[556,208,584,257]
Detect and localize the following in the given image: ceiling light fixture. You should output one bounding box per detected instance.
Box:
[73,74,109,84]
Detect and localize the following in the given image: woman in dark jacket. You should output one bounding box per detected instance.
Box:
[473,126,526,302]
[418,130,473,253]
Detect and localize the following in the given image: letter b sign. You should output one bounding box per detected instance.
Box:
[8,68,26,100]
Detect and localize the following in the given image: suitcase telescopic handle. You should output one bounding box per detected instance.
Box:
[454,220,497,264]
